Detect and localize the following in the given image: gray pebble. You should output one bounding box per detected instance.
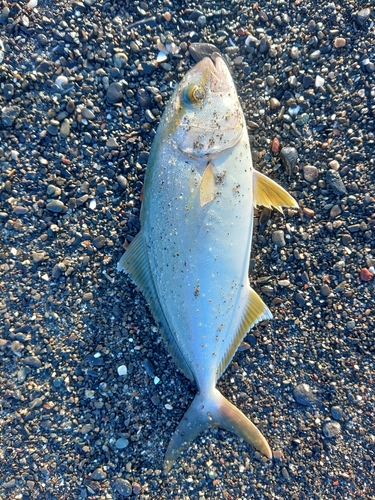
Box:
[107,82,123,104]
[293,383,323,409]
[32,251,46,263]
[10,340,24,353]
[197,15,207,28]
[272,230,286,247]
[113,52,128,68]
[3,83,14,100]
[113,478,132,497]
[46,200,66,213]
[60,119,71,137]
[106,137,119,150]
[309,50,321,61]
[320,284,331,297]
[92,235,106,249]
[331,405,345,421]
[303,165,319,182]
[280,146,298,175]
[2,106,20,127]
[323,420,341,438]
[115,437,129,449]
[81,107,95,120]
[357,8,371,25]
[23,356,42,368]
[326,170,347,195]
[91,468,107,481]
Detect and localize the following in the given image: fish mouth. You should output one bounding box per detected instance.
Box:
[202,53,233,93]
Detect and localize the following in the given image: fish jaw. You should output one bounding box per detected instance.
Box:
[164,387,272,473]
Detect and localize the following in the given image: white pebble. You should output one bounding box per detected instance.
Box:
[157,51,168,63]
[55,75,68,90]
[117,365,127,376]
[164,403,173,410]
[315,75,325,87]
[153,376,160,385]
[89,199,97,210]
[26,0,38,7]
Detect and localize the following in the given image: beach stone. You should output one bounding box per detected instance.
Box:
[272,230,286,247]
[23,356,42,368]
[293,383,323,408]
[326,170,347,195]
[113,478,132,496]
[2,106,20,127]
[334,37,346,48]
[280,146,298,174]
[357,8,371,25]
[115,437,129,449]
[107,82,123,104]
[46,200,66,213]
[323,420,341,438]
[331,406,345,420]
[303,165,318,182]
[91,468,107,481]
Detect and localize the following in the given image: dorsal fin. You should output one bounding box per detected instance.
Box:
[118,232,194,381]
[216,287,272,379]
[253,170,298,210]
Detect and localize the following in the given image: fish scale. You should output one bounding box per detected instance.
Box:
[118,52,298,472]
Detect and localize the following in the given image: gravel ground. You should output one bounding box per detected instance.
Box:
[1,0,374,499]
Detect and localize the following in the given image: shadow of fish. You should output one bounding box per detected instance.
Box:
[118,52,298,472]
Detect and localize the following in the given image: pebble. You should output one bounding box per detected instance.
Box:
[334,37,346,48]
[326,170,347,195]
[320,284,331,297]
[91,468,107,481]
[280,146,298,175]
[303,165,318,182]
[293,383,323,409]
[357,8,371,25]
[92,235,106,249]
[10,340,24,354]
[115,437,129,449]
[2,106,20,127]
[330,204,342,217]
[360,268,373,282]
[23,356,42,368]
[46,200,66,213]
[118,365,127,376]
[81,108,95,120]
[272,230,286,247]
[323,420,341,438]
[331,406,345,421]
[269,97,281,110]
[113,478,132,497]
[107,83,123,104]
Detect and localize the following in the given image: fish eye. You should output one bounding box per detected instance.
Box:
[183,84,206,106]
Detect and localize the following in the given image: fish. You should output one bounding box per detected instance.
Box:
[118,52,298,472]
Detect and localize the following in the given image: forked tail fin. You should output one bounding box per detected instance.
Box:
[164,388,272,473]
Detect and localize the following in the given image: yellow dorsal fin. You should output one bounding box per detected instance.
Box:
[217,287,273,379]
[254,170,298,210]
[200,162,216,207]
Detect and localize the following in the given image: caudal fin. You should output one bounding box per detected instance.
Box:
[164,388,272,473]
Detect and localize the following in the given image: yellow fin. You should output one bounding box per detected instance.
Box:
[254,170,298,210]
[217,287,273,379]
[200,162,216,207]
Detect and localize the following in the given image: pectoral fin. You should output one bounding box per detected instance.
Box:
[253,170,298,210]
[200,162,216,207]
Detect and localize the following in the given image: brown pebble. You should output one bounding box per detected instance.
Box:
[83,292,94,301]
[360,268,373,282]
[334,37,346,48]
[330,204,342,217]
[303,207,315,217]
[329,160,340,170]
[271,137,280,154]
[269,97,281,110]
[163,11,172,22]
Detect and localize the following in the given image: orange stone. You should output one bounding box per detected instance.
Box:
[360,268,373,281]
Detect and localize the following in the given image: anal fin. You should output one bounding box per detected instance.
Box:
[200,162,216,207]
[253,170,298,210]
[217,287,273,379]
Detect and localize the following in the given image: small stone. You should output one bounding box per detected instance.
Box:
[323,420,341,438]
[23,356,42,368]
[113,478,132,497]
[81,107,95,120]
[10,340,24,353]
[315,75,325,87]
[303,165,318,182]
[293,383,323,409]
[106,137,119,150]
[334,37,346,48]
[357,8,371,26]
[3,83,14,100]
[83,292,93,301]
[46,200,66,213]
[60,119,70,137]
[32,251,46,263]
[91,468,107,481]
[1,106,20,127]
[320,284,331,297]
[269,97,281,110]
[331,406,345,421]
[328,160,340,170]
[196,14,207,28]
[115,437,129,449]
[113,52,128,68]
[271,137,280,154]
[163,11,172,22]
[118,365,127,376]
[92,235,106,249]
[272,230,286,247]
[326,170,347,195]
[330,204,341,217]
[360,268,373,282]
[107,82,123,104]
[12,206,29,215]
[280,146,298,175]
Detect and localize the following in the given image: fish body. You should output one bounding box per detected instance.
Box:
[118,53,298,471]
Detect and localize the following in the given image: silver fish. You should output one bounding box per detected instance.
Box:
[118,53,298,472]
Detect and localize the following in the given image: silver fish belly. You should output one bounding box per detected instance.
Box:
[118,52,298,472]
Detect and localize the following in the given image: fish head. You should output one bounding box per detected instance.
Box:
[167,53,244,159]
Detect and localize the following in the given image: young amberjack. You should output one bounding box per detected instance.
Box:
[118,53,298,472]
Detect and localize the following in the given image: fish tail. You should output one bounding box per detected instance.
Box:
[164,388,272,473]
